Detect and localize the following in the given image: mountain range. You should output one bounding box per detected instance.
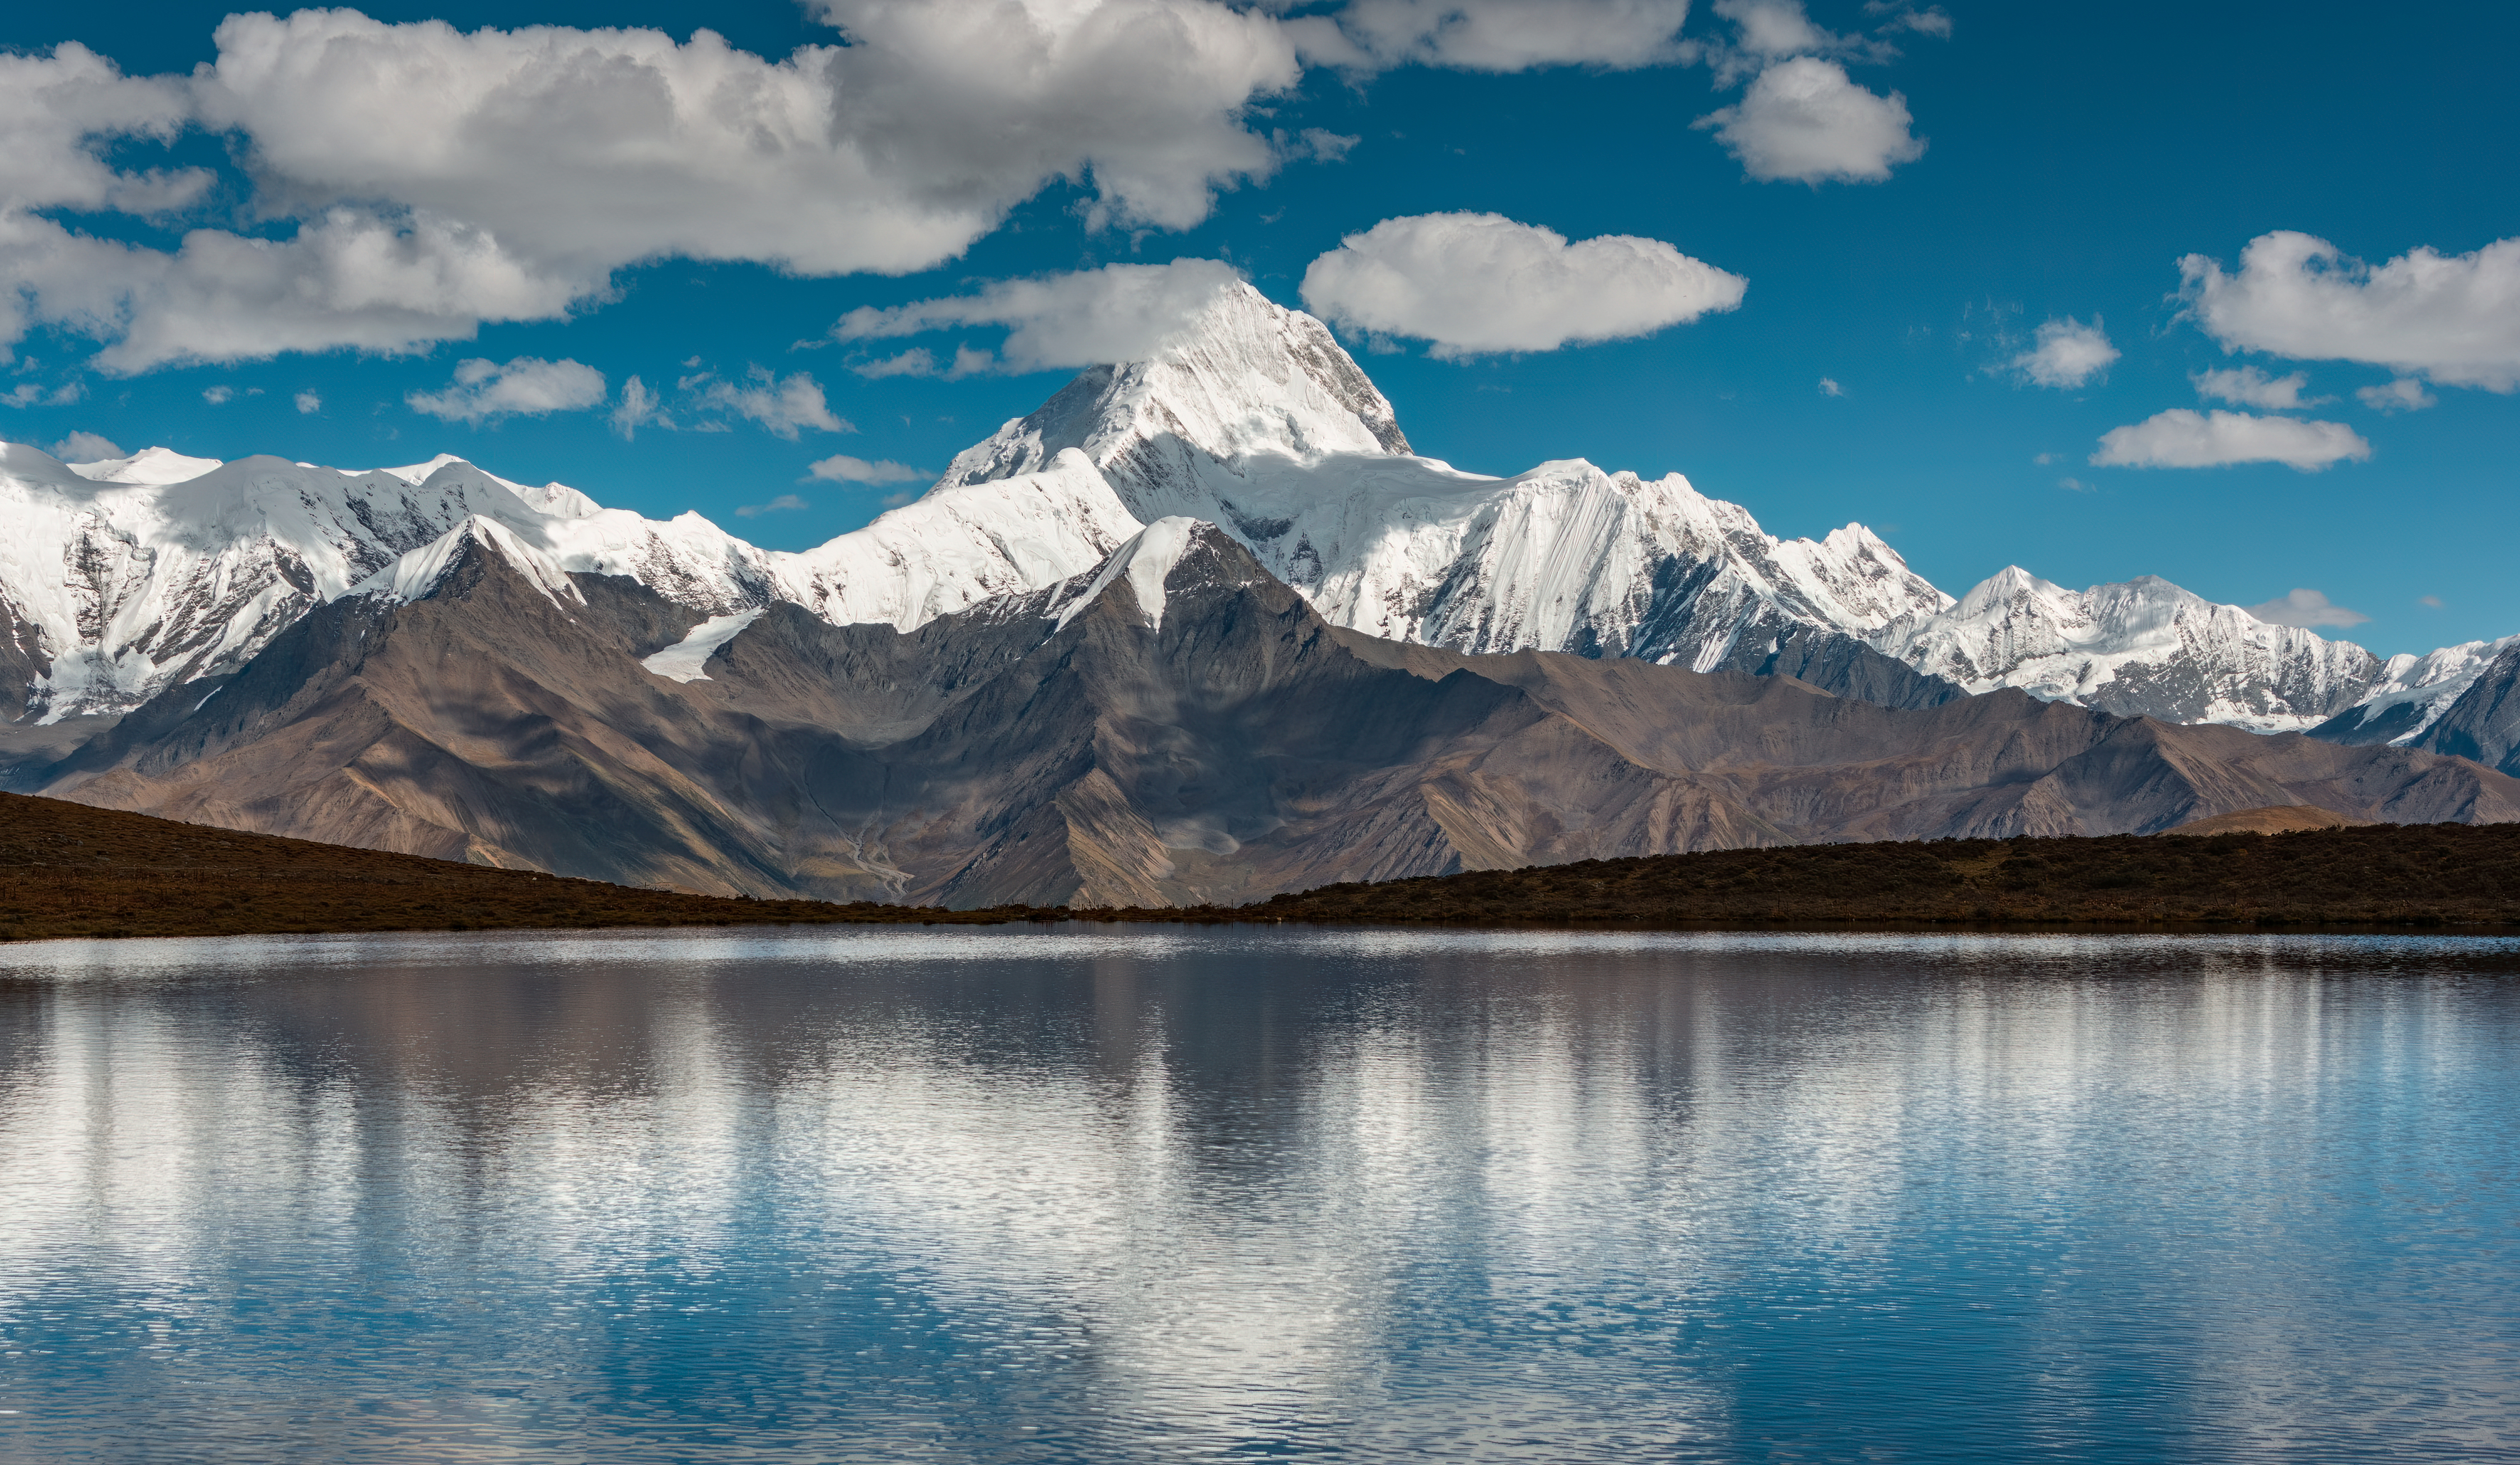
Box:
[4,283,2514,903]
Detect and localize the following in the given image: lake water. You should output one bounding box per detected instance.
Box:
[1,926,2516,1463]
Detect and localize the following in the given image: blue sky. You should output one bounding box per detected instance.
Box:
[4,0,2515,655]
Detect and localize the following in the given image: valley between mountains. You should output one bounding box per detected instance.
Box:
[4,284,2516,907]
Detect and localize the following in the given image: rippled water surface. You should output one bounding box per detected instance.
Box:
[2,927,2517,1462]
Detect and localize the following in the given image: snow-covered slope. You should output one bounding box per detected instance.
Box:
[1872,567,2382,731]
[771,450,1144,631]
[2311,634,2520,747]
[0,441,771,721]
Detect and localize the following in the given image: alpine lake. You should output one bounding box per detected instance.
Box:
[2,925,2514,1462]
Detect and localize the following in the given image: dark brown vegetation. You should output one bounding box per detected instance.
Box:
[0,792,1037,942]
[1186,820,2520,930]
[6,791,2517,944]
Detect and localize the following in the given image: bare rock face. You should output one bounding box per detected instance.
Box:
[34,519,2518,908]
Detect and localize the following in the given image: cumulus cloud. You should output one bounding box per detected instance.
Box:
[686,368,850,438]
[734,493,810,518]
[2012,316,2118,389]
[1317,0,1696,72]
[201,385,233,405]
[2246,588,2369,630]
[50,430,124,462]
[2090,408,2370,471]
[1299,213,1746,357]
[0,44,207,216]
[2191,365,2318,409]
[2180,231,2520,391]
[2356,377,2437,413]
[407,356,607,424]
[1693,57,1925,184]
[806,454,927,486]
[1818,377,1844,396]
[0,205,585,374]
[6,3,1314,371]
[294,390,321,414]
[836,259,1248,372]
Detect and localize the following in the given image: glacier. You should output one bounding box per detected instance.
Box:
[1,281,2501,737]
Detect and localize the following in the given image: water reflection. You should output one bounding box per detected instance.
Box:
[1,929,2517,1462]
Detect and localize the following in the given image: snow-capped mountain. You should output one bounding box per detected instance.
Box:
[0,442,781,721]
[2308,634,2520,747]
[4,279,2505,744]
[1871,567,2385,731]
[940,282,1954,683]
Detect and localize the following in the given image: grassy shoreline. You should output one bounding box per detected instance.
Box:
[6,792,2517,944]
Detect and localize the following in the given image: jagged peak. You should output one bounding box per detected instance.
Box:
[353,516,585,610]
[1051,517,1232,631]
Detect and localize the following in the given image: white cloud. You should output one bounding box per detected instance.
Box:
[406,356,606,424]
[806,454,926,486]
[836,259,1249,372]
[2056,476,2093,492]
[2245,588,2369,630]
[1818,376,1843,395]
[294,390,321,414]
[1295,128,1360,163]
[0,44,207,217]
[0,204,584,374]
[2180,231,2520,391]
[2420,594,2444,609]
[1693,57,1925,184]
[1318,0,1695,73]
[851,349,941,380]
[734,493,811,518]
[848,345,994,380]
[687,368,850,438]
[50,430,124,462]
[1299,213,1746,357]
[2012,316,2118,389]
[2356,377,2437,413]
[2090,408,2369,471]
[1,382,81,408]
[7,3,1313,372]
[610,375,670,440]
[2191,365,2318,409]
[201,384,233,405]
[1880,6,1952,36]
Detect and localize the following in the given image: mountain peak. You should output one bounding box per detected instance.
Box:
[1051,516,1221,631]
[356,516,585,610]
[67,446,224,486]
[934,282,1410,519]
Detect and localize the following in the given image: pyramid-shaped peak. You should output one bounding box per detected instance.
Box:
[354,516,584,610]
[1052,517,1247,631]
[935,281,1410,506]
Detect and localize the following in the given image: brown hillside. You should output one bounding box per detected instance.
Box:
[2163,804,2374,836]
[1188,822,2520,930]
[0,792,1035,943]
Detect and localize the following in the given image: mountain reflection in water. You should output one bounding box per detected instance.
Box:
[2,927,2516,1463]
